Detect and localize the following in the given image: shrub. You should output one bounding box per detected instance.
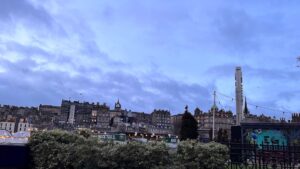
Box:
[177,140,229,169]
[29,131,229,169]
[28,130,85,169]
[111,142,171,169]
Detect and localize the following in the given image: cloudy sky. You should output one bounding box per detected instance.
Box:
[0,0,299,118]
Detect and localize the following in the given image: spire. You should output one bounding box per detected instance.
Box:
[243,97,250,116]
[115,98,121,110]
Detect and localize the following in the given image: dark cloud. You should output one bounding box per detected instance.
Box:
[213,7,285,53]
[0,0,53,26]
[0,0,299,117]
[0,54,212,114]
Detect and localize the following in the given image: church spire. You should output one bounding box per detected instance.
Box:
[115,98,121,110]
[243,97,250,116]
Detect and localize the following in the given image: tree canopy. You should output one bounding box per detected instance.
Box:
[180,106,198,140]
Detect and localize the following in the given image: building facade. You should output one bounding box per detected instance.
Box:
[151,109,172,134]
[0,122,15,133]
[17,118,32,132]
[292,113,300,123]
[60,100,110,129]
[195,107,234,141]
[171,114,183,136]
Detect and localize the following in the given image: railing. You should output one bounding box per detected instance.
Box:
[227,143,300,169]
[0,144,30,169]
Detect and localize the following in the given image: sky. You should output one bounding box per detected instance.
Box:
[0,0,299,118]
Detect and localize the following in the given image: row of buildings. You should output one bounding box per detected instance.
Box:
[57,99,173,135]
[1,98,292,141]
[0,100,173,135]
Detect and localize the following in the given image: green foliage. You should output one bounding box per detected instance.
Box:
[177,140,229,169]
[180,111,198,140]
[29,131,229,169]
[216,128,229,143]
[76,129,93,138]
[29,130,170,169]
[28,130,86,169]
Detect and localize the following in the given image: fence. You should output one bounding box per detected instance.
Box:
[227,143,300,169]
[0,144,30,169]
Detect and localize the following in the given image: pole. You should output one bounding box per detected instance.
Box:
[213,91,216,140]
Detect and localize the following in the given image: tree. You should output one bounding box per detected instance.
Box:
[209,128,213,141]
[180,105,198,140]
[216,128,229,143]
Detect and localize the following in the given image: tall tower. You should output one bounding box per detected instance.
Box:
[67,104,75,124]
[235,67,244,125]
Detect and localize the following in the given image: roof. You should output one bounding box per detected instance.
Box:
[12,131,30,138]
[240,122,300,129]
[0,130,12,137]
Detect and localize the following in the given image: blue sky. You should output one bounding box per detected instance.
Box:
[0,0,299,118]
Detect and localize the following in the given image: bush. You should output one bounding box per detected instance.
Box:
[29,131,229,169]
[29,130,87,169]
[177,140,229,169]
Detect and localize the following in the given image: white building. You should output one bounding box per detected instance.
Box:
[0,122,15,133]
[235,67,244,125]
[17,122,32,132]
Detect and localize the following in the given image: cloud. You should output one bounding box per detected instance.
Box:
[0,0,300,117]
[0,54,212,114]
[0,0,53,26]
[205,63,300,117]
[213,7,285,54]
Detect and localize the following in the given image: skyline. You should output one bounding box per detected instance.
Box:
[0,0,300,117]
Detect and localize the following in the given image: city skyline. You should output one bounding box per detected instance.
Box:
[0,0,300,117]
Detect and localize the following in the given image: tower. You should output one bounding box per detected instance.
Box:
[115,99,122,111]
[235,67,244,125]
[67,104,75,124]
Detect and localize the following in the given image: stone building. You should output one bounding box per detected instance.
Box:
[59,100,110,129]
[194,107,234,141]
[242,101,279,123]
[94,104,111,131]
[16,118,32,132]
[39,105,61,116]
[132,112,151,124]
[150,109,172,134]
[0,105,39,122]
[0,121,15,133]
[0,118,32,133]
[292,113,300,123]
[171,114,183,136]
